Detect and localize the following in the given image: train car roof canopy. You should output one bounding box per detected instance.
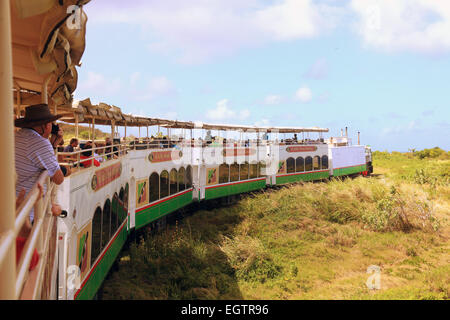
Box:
[11,0,91,110]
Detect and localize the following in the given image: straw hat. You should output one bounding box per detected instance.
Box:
[15,104,62,128]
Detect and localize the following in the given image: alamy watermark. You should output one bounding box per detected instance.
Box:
[366,265,381,290]
[66,5,82,30]
[67,265,81,290]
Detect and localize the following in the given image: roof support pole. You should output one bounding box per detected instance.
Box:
[75,114,79,139]
[0,0,16,300]
[92,118,95,141]
[15,85,21,117]
[42,74,52,105]
[111,121,115,139]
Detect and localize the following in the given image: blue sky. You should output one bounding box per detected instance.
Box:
[74,0,450,151]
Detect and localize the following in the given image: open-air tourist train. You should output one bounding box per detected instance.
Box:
[0,1,373,300]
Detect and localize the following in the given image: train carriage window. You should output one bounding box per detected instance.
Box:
[239,162,249,180]
[111,193,119,233]
[287,157,295,173]
[178,167,186,191]
[313,156,321,171]
[119,187,124,202]
[230,163,239,182]
[118,187,125,222]
[186,166,193,189]
[102,199,111,248]
[250,162,258,179]
[170,168,178,195]
[91,207,102,265]
[305,156,313,171]
[322,155,329,169]
[124,183,129,211]
[219,164,229,184]
[160,170,169,198]
[296,157,305,172]
[149,172,160,202]
[258,161,266,177]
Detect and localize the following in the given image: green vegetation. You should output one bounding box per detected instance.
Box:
[59,123,110,142]
[102,149,449,300]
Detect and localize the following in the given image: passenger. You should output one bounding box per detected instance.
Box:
[14,103,64,224]
[60,138,79,168]
[105,137,119,159]
[49,123,64,150]
[80,144,101,168]
[161,136,169,148]
[64,138,79,153]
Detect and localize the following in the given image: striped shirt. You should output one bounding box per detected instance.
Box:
[15,128,60,221]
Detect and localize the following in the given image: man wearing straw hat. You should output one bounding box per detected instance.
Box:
[15,104,65,225]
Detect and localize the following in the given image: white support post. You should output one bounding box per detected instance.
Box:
[0,0,16,300]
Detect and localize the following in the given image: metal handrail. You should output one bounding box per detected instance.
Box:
[57,143,130,170]
[0,171,57,299]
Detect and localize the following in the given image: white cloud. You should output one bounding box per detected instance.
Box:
[295,86,312,103]
[264,94,282,105]
[381,120,420,136]
[78,71,121,94]
[135,76,176,101]
[239,109,251,120]
[253,0,319,40]
[350,0,450,55]
[254,118,270,127]
[206,99,235,121]
[206,99,250,122]
[86,0,343,63]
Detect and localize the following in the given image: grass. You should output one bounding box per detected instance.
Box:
[101,149,450,300]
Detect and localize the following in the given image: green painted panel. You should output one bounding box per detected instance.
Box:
[75,224,128,300]
[333,164,367,177]
[205,179,266,200]
[135,190,193,230]
[276,171,329,185]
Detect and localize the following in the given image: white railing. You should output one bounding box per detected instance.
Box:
[57,142,129,170]
[0,171,58,299]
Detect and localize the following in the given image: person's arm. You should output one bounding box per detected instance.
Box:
[51,169,64,185]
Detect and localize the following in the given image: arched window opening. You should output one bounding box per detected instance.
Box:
[124,183,129,211]
[149,172,160,202]
[239,162,249,180]
[186,166,193,189]
[119,187,124,202]
[118,187,125,222]
[160,171,169,198]
[313,156,321,171]
[305,156,313,172]
[170,168,178,195]
[112,193,119,233]
[219,164,229,184]
[178,167,186,191]
[287,157,295,173]
[91,207,102,265]
[230,163,239,182]
[102,199,111,249]
[296,157,305,172]
[250,163,258,179]
[322,155,329,170]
